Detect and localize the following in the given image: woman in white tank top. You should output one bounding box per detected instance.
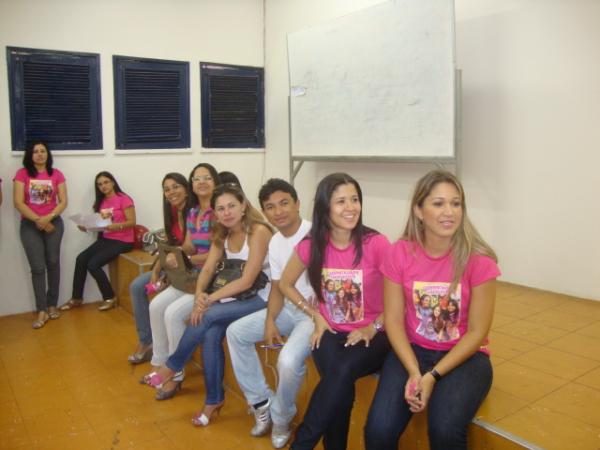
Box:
[142,183,273,426]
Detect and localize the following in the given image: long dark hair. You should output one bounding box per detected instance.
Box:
[162,173,190,245]
[307,173,378,302]
[93,171,125,212]
[23,140,54,177]
[187,163,220,208]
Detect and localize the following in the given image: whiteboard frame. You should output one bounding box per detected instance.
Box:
[289,69,461,184]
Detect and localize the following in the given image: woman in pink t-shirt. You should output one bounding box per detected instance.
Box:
[279,173,391,450]
[13,140,68,329]
[365,170,500,450]
[127,173,191,365]
[61,172,136,312]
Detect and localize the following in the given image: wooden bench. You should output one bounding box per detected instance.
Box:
[112,255,529,449]
[109,249,155,314]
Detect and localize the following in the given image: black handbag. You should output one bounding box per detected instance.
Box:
[207,258,269,300]
[158,243,199,294]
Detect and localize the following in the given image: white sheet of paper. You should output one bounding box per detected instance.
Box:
[69,213,112,232]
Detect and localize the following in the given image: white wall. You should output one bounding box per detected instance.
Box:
[3,0,599,317]
[0,0,266,315]
[263,0,600,301]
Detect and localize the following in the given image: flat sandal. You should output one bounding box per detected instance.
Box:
[59,298,83,311]
[48,307,60,320]
[32,312,49,329]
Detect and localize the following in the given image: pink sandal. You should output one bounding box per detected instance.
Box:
[140,370,182,388]
[140,371,164,388]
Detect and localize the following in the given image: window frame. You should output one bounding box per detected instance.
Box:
[200,62,265,150]
[7,46,103,151]
[113,55,190,150]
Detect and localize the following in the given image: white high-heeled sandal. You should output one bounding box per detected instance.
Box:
[191,402,224,426]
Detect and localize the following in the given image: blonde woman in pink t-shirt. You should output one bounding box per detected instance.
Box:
[61,171,136,312]
[365,170,500,450]
[13,140,68,329]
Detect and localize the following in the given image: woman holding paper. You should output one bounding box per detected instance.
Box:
[13,140,68,329]
[61,171,136,312]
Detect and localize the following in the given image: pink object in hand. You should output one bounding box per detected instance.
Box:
[145,281,162,295]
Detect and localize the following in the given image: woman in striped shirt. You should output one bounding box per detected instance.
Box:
[146,163,220,400]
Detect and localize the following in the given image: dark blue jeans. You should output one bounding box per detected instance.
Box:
[72,237,133,300]
[290,330,391,450]
[20,217,64,312]
[365,344,492,450]
[166,295,266,405]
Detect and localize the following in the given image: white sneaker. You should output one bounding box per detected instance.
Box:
[250,399,272,437]
[271,423,292,449]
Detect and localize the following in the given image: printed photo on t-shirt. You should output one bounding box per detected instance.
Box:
[29,180,53,205]
[412,281,461,342]
[321,268,364,324]
[100,207,114,220]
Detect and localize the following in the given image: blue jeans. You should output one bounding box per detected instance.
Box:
[20,217,64,312]
[166,295,267,405]
[226,301,314,426]
[131,271,153,345]
[364,344,493,450]
[290,330,391,450]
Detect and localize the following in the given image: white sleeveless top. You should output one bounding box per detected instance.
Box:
[220,233,271,303]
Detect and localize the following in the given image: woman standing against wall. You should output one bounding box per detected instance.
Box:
[13,140,68,329]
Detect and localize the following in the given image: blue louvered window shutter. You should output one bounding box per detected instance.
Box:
[114,56,190,149]
[7,47,102,151]
[201,63,264,149]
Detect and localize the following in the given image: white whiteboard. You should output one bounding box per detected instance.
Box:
[287,0,456,160]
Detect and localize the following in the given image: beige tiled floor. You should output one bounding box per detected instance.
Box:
[476,283,600,450]
[0,282,599,449]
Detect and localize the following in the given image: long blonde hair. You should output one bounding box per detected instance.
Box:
[403,170,497,294]
[210,183,271,247]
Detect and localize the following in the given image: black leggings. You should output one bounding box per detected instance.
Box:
[72,237,133,300]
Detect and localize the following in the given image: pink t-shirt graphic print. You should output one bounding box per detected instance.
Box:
[29,179,54,206]
[381,239,500,354]
[321,269,364,324]
[412,281,461,343]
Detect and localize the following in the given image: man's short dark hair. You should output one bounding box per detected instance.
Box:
[258,178,298,208]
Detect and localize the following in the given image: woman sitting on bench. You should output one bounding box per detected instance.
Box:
[61,171,136,312]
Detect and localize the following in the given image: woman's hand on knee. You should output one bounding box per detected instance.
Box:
[190,306,205,326]
[310,314,334,350]
[344,325,376,348]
